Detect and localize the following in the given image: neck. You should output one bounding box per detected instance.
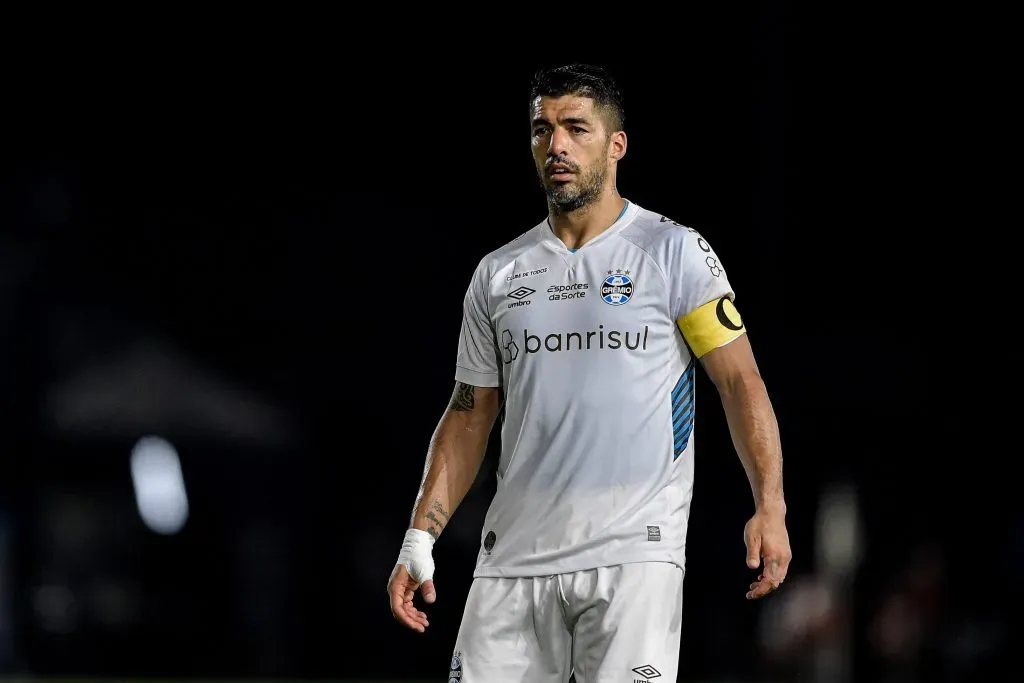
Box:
[548,189,626,250]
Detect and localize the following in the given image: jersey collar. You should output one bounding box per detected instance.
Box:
[542,200,639,254]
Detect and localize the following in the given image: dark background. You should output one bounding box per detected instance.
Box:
[0,6,1011,682]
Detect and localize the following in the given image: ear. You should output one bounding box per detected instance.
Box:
[609,130,627,162]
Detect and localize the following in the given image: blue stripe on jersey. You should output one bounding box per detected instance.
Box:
[568,248,577,253]
[671,362,695,460]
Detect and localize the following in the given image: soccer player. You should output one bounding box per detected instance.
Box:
[387,63,791,682]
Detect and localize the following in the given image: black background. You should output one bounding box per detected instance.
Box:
[0,6,1008,682]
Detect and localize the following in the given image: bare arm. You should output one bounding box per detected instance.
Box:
[700,334,785,514]
[409,381,502,540]
[701,332,790,597]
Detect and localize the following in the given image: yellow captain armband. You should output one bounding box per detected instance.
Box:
[676,296,746,358]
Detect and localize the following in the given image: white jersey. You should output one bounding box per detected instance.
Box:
[454,201,743,578]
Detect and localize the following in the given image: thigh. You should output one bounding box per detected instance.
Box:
[570,563,684,683]
[451,575,573,683]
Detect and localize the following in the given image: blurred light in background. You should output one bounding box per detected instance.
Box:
[817,482,863,581]
[130,436,189,535]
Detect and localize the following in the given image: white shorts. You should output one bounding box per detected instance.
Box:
[447,562,683,683]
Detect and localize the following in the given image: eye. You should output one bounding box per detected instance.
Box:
[572,126,588,134]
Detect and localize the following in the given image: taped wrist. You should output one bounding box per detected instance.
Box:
[397,528,436,583]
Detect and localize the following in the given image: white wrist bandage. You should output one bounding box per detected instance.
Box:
[397,528,436,583]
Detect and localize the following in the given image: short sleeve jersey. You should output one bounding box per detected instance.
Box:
[454,201,745,577]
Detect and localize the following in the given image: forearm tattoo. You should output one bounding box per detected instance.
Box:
[432,500,450,522]
[450,382,475,411]
[425,501,451,540]
[425,512,444,539]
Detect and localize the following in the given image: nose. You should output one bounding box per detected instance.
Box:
[548,126,571,157]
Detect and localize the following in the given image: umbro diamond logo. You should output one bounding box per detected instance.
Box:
[508,286,536,300]
[632,664,661,679]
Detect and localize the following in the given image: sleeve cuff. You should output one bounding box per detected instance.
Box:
[454,365,501,388]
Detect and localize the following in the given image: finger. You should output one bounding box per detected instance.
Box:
[403,591,431,626]
[745,532,762,569]
[400,598,430,630]
[746,569,784,599]
[749,573,778,598]
[395,597,429,632]
[420,579,437,604]
[745,578,777,600]
[390,590,425,631]
[389,576,428,633]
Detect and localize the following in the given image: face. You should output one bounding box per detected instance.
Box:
[530,95,625,213]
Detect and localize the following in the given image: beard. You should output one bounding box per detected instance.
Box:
[539,159,607,214]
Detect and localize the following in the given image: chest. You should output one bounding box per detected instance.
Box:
[490,244,666,332]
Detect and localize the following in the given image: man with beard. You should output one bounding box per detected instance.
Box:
[387,63,792,682]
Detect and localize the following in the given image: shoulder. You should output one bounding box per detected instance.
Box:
[469,220,548,287]
[618,205,708,264]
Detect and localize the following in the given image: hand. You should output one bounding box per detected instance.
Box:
[387,562,436,633]
[743,507,792,599]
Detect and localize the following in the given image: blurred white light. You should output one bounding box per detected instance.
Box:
[130,436,189,535]
[816,482,862,580]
